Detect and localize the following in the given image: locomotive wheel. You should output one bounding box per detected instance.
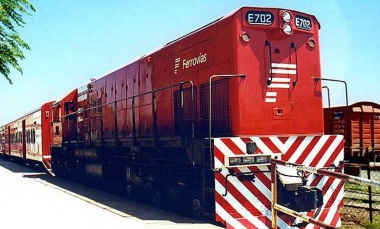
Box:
[152,190,162,207]
[126,185,133,199]
[191,198,202,218]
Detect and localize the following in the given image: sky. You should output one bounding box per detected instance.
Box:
[1,0,379,125]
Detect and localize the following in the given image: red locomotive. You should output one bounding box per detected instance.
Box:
[1,7,345,228]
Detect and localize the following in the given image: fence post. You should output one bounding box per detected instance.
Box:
[366,147,373,223]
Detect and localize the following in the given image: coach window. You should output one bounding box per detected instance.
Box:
[26,130,30,143]
[31,129,35,144]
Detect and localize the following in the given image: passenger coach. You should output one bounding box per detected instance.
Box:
[0,102,53,171]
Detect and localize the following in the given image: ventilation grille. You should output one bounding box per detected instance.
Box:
[200,78,230,135]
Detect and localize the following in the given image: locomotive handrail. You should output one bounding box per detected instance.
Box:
[73,81,195,113]
[290,42,298,86]
[272,158,380,187]
[322,86,332,132]
[209,74,245,172]
[265,40,273,86]
[62,81,194,116]
[62,80,195,142]
[314,77,349,108]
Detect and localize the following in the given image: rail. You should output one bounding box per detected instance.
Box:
[270,158,380,229]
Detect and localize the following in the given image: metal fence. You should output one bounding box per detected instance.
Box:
[342,148,380,227]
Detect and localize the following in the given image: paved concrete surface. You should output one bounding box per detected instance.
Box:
[0,159,222,229]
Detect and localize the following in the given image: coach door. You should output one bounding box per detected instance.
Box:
[22,120,26,160]
[7,126,11,156]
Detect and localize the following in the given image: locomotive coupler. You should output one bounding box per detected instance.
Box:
[276,166,323,212]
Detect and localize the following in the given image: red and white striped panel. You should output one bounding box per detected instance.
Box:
[214,135,344,229]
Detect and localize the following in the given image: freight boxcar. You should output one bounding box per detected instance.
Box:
[324,101,380,162]
[47,7,344,228]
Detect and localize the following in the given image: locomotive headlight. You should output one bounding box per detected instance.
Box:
[225,153,281,168]
[243,156,256,164]
[255,155,271,163]
[229,157,243,166]
[281,11,291,23]
[282,23,292,35]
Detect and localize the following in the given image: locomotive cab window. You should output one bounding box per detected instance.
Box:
[52,105,61,123]
[64,101,75,120]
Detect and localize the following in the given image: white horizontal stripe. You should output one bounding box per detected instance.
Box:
[270,69,297,74]
[271,63,297,69]
[265,92,277,97]
[265,98,276,103]
[270,78,291,83]
[268,84,290,89]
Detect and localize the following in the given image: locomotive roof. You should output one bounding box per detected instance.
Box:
[85,6,320,87]
[165,6,319,47]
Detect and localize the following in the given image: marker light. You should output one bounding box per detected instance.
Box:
[282,23,292,35]
[281,11,291,23]
[240,31,250,42]
[307,38,316,48]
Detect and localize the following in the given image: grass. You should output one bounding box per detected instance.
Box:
[342,182,380,228]
[345,183,368,192]
[364,217,380,229]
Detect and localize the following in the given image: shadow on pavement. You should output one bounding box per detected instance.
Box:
[0,158,217,226]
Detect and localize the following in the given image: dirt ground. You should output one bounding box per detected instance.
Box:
[340,206,380,228]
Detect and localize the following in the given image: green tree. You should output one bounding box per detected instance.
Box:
[0,0,35,84]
